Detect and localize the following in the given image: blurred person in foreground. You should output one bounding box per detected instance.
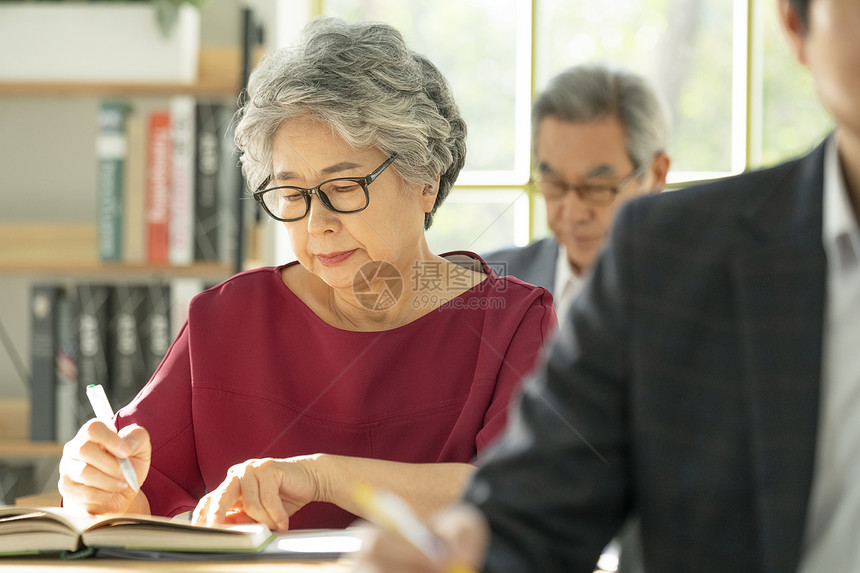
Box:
[486,62,671,573]
[58,17,555,532]
[355,0,860,570]
[484,63,670,320]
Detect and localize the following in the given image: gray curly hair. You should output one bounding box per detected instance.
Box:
[235,17,467,230]
[532,64,670,172]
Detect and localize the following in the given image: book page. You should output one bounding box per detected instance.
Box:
[0,507,96,555]
[0,506,98,535]
[90,528,363,561]
[81,520,272,552]
[0,507,272,554]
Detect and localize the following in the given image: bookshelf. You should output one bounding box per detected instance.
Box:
[0,46,254,275]
[0,43,261,269]
[0,10,268,507]
[0,30,261,412]
[0,441,64,458]
[0,222,233,276]
[0,47,245,96]
[0,398,61,460]
[0,398,62,507]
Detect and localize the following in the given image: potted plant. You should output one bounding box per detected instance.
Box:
[150,0,207,38]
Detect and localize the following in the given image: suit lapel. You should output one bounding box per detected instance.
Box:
[731,142,828,572]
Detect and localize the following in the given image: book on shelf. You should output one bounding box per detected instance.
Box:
[0,507,273,557]
[217,103,242,267]
[145,110,172,265]
[95,101,129,263]
[30,284,80,443]
[90,98,241,267]
[74,285,112,428]
[218,105,242,265]
[109,285,148,410]
[54,286,79,444]
[141,283,172,381]
[122,109,147,265]
[29,285,58,442]
[194,101,222,262]
[30,280,208,441]
[169,95,196,266]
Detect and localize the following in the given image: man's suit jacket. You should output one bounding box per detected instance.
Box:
[483,238,560,295]
[466,140,828,572]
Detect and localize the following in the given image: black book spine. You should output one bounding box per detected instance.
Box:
[216,103,240,266]
[110,285,148,410]
[75,285,113,427]
[141,283,171,381]
[55,285,79,443]
[194,102,221,261]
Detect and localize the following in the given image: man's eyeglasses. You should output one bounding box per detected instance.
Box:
[253,154,398,222]
[536,167,642,206]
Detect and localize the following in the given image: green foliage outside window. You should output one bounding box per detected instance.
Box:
[321,0,833,251]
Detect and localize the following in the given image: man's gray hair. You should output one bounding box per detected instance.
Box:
[235,17,467,229]
[532,64,670,171]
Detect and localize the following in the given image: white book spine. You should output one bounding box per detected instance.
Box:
[169,95,196,266]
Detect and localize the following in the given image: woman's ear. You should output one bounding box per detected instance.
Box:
[422,176,441,212]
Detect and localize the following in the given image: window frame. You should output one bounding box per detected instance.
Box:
[276,0,817,248]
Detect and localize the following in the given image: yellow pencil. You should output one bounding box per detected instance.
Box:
[353,483,475,573]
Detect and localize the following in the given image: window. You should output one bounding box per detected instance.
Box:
[321,0,531,180]
[428,189,530,255]
[757,0,832,166]
[537,0,737,178]
[296,0,832,253]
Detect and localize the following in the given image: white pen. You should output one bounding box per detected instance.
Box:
[85,383,140,492]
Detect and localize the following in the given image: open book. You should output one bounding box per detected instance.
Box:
[0,506,273,556]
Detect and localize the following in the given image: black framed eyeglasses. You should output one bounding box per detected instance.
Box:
[536,166,643,206]
[253,153,398,222]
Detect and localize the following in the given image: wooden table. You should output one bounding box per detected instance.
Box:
[0,556,353,572]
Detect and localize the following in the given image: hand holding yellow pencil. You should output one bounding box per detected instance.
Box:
[353,483,477,573]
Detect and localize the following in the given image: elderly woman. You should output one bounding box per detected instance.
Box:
[58,17,555,532]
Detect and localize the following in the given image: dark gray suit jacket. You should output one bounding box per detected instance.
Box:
[466,140,828,572]
[483,238,560,295]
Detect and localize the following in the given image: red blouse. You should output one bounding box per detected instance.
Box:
[115,252,555,529]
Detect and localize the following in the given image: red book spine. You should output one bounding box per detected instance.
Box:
[146,111,172,264]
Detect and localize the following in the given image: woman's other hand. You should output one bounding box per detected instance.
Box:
[192,455,321,532]
[58,420,151,514]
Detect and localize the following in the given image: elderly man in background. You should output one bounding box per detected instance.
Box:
[485,63,671,320]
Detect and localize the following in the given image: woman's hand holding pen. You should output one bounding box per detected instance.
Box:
[58,420,152,515]
[192,455,321,532]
